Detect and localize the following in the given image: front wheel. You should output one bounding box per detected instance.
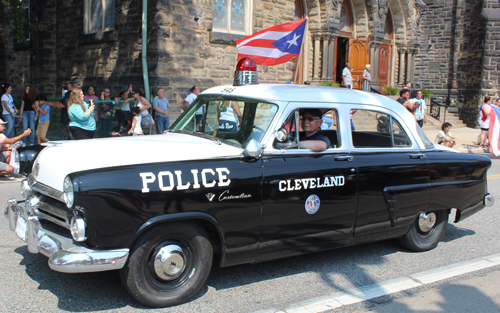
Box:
[398,210,449,252]
[120,222,213,308]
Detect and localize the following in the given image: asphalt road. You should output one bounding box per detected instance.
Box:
[1,155,500,313]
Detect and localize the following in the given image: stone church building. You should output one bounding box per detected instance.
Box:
[0,0,499,125]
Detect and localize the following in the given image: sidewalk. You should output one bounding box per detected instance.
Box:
[422,126,491,154]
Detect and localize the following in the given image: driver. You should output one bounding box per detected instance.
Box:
[299,109,330,152]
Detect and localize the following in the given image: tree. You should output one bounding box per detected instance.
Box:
[1,0,38,43]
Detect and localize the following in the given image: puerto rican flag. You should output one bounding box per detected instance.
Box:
[489,105,500,156]
[236,19,307,66]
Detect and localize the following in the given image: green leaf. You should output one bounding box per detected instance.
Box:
[3,0,39,43]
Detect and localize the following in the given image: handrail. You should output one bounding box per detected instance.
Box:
[370,86,383,95]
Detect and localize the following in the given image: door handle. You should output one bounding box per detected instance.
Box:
[409,153,427,159]
[335,155,353,161]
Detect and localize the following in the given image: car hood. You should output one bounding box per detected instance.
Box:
[34,133,242,191]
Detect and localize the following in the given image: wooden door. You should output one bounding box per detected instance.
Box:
[378,45,390,86]
[348,39,370,90]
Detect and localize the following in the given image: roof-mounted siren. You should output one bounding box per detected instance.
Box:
[233,57,259,86]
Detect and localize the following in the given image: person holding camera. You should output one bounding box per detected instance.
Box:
[0,118,31,177]
[67,88,96,140]
[409,90,427,127]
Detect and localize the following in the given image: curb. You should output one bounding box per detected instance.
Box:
[456,147,491,154]
[256,253,500,313]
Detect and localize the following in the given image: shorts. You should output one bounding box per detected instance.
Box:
[481,128,489,131]
[36,120,50,137]
[0,151,8,171]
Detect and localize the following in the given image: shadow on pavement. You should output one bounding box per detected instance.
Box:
[360,281,500,313]
[15,246,148,311]
[441,224,476,243]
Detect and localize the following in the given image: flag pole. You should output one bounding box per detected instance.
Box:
[294,19,307,84]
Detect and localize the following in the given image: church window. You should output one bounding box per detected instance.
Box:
[213,0,251,34]
[84,0,115,34]
[339,1,353,34]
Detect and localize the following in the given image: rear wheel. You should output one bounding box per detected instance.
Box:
[120,222,213,308]
[398,210,449,252]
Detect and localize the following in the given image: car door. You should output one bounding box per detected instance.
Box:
[349,107,430,240]
[258,105,358,262]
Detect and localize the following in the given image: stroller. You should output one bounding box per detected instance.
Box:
[110,120,132,137]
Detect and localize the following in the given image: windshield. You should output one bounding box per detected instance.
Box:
[415,122,434,149]
[171,96,279,146]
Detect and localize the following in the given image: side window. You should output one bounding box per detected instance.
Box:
[273,108,340,150]
[84,0,115,34]
[392,119,411,147]
[351,109,411,148]
[213,0,252,34]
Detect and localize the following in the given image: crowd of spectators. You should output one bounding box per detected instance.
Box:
[0,80,204,143]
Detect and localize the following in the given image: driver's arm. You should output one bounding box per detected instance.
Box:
[299,140,327,152]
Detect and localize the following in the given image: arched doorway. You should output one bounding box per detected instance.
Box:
[333,0,354,85]
[378,10,394,87]
[332,0,370,89]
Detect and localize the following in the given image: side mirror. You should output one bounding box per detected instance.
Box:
[275,128,288,142]
[243,139,262,158]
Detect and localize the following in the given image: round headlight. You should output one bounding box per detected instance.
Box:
[63,176,74,208]
[70,216,87,242]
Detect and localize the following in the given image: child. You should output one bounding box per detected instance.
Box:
[435,122,456,148]
[33,93,50,144]
[128,106,143,136]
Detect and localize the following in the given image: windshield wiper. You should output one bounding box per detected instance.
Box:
[166,129,222,145]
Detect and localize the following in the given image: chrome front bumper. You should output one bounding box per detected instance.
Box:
[4,199,129,273]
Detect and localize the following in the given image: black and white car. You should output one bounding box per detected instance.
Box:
[5,59,494,307]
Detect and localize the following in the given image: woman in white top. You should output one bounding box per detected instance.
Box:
[218,100,242,132]
[132,89,151,114]
[184,86,202,129]
[478,96,492,148]
[1,83,17,138]
[184,86,200,108]
[435,122,456,148]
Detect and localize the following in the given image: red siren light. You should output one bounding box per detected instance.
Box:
[236,57,257,71]
[234,57,259,86]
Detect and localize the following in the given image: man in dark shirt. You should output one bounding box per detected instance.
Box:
[47,79,78,140]
[397,89,414,114]
[299,109,330,152]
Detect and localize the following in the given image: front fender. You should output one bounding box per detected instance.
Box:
[134,212,228,264]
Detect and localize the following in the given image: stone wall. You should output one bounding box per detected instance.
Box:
[54,1,145,98]
[0,4,5,84]
[151,0,299,119]
[412,0,500,127]
[481,4,500,99]
[3,6,31,98]
[413,0,456,96]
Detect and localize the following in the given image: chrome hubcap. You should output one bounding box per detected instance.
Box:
[418,212,436,233]
[153,244,186,281]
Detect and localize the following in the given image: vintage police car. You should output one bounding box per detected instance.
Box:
[5,59,494,307]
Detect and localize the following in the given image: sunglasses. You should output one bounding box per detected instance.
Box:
[300,116,321,122]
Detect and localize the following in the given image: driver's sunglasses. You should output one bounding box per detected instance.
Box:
[300,116,321,122]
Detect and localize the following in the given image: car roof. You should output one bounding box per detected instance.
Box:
[202,83,405,113]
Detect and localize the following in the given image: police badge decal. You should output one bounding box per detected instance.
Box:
[305,194,320,214]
